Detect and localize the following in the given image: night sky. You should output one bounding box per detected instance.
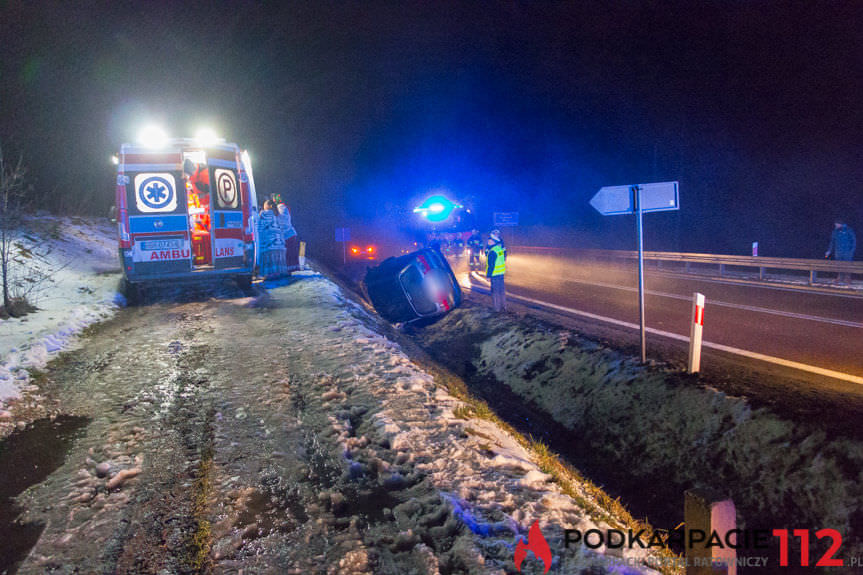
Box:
[1,1,861,257]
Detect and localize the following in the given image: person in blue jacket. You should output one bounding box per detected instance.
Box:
[825,219,856,283]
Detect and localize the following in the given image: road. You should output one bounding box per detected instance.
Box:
[3,274,649,574]
[461,249,863,383]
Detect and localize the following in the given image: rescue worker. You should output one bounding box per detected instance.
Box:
[485,229,506,311]
[453,233,465,257]
[467,228,482,269]
[184,159,212,264]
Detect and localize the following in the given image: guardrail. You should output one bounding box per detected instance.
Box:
[514,247,863,286]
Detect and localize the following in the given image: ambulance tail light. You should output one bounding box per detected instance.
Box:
[238,160,254,244]
[115,166,131,248]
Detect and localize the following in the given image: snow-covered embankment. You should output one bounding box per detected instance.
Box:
[416,305,863,561]
[0,216,122,412]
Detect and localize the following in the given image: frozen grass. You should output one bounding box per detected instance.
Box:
[415,304,863,560]
[412,355,682,574]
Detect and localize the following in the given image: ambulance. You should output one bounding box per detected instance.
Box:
[114,135,258,298]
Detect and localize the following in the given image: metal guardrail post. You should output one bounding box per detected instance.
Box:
[719,264,725,277]
[810,270,816,285]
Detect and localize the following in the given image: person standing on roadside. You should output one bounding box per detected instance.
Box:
[825,219,856,284]
[257,200,287,279]
[277,202,299,272]
[467,228,483,270]
[485,229,506,311]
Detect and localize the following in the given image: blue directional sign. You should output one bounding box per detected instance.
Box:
[493,212,519,227]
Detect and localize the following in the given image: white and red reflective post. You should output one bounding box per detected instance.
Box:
[688,292,706,373]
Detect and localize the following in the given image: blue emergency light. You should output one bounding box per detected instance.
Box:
[413,194,462,223]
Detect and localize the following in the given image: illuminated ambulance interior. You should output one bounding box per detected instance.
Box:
[183,152,212,266]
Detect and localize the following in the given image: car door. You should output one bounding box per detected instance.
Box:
[207,146,246,269]
[123,149,192,277]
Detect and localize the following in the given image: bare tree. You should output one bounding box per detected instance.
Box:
[0,142,28,314]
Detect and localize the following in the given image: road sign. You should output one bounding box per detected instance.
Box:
[335,227,350,264]
[590,181,680,363]
[590,181,679,216]
[589,185,633,216]
[493,212,519,226]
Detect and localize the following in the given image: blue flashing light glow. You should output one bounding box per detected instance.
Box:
[414,194,463,223]
[440,493,519,538]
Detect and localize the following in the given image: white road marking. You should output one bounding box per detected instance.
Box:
[533,275,863,329]
[465,272,863,385]
[510,249,863,300]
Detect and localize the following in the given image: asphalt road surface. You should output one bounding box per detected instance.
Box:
[461,249,863,383]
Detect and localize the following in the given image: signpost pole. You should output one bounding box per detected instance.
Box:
[590,180,678,365]
[633,185,647,363]
[336,227,350,264]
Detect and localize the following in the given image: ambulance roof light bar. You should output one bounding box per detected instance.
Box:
[137,124,169,149]
[193,127,225,147]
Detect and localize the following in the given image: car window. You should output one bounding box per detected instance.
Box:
[399,265,437,316]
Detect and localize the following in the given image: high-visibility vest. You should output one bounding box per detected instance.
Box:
[488,244,506,276]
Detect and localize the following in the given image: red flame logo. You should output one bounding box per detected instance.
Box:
[514,520,552,573]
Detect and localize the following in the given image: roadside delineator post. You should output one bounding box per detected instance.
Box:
[685,489,736,575]
[688,292,705,373]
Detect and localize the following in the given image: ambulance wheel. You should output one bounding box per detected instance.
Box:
[122,279,144,305]
[235,274,253,290]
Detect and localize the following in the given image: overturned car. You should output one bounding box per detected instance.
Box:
[364,248,462,323]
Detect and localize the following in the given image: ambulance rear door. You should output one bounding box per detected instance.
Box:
[207,145,246,269]
[122,147,192,279]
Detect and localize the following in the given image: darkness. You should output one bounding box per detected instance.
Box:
[1,1,861,257]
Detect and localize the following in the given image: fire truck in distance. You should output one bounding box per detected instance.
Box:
[114,132,258,300]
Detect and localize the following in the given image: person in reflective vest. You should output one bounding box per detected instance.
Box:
[485,229,506,311]
[184,160,212,265]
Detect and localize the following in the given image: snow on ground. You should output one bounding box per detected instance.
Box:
[414,299,863,563]
[0,221,672,571]
[244,275,666,573]
[0,215,122,404]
